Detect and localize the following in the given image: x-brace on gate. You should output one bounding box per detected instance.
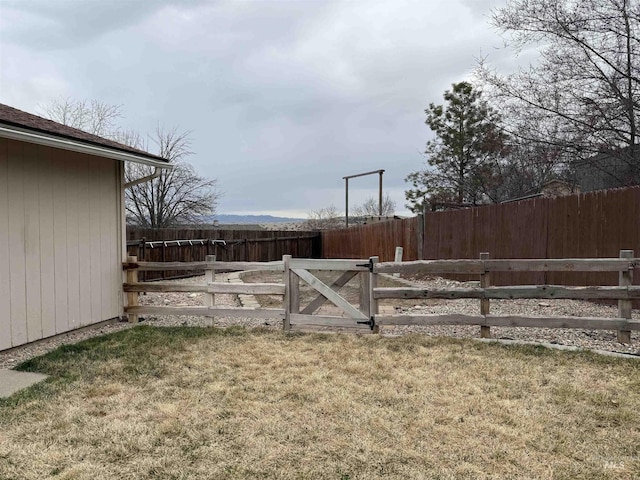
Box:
[283,256,379,332]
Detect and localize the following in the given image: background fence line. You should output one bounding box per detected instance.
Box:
[127,186,640,289]
[127,227,321,280]
[321,186,640,291]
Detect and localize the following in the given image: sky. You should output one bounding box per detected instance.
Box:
[0,0,521,218]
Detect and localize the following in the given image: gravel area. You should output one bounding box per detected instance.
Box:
[384,276,640,356]
[1,273,638,370]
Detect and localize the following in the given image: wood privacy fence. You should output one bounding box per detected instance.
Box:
[122,252,640,344]
[321,217,419,262]
[322,186,640,289]
[126,227,321,280]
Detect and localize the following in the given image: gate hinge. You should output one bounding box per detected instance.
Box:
[356,317,376,330]
[356,258,374,272]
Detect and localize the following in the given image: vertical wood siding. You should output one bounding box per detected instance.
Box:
[0,139,123,350]
[0,140,11,349]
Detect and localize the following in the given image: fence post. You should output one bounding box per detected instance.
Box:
[283,255,292,331]
[618,249,633,344]
[140,238,146,282]
[161,241,166,280]
[394,247,403,277]
[291,265,300,323]
[369,256,380,334]
[126,255,139,323]
[417,213,424,260]
[205,254,216,327]
[480,252,491,338]
[359,268,371,318]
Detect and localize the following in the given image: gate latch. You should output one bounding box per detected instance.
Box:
[356,258,374,272]
[356,317,376,330]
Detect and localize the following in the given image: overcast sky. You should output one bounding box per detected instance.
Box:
[0,0,519,218]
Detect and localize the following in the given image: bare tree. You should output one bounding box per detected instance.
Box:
[351,194,396,217]
[39,98,123,137]
[124,126,220,227]
[485,138,569,202]
[476,0,640,186]
[40,99,220,227]
[304,205,345,230]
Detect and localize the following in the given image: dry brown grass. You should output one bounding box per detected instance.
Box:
[0,326,639,479]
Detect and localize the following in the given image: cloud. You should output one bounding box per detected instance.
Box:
[0,0,211,49]
[0,0,515,217]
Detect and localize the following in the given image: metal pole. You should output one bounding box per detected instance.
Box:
[345,178,349,227]
[378,171,383,216]
[342,169,384,225]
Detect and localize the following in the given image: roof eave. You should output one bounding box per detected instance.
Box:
[0,124,173,169]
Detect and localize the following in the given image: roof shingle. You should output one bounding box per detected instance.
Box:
[0,103,168,163]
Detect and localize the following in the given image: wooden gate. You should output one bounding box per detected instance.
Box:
[283,256,379,333]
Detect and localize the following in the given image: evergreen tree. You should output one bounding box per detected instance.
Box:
[405,82,507,213]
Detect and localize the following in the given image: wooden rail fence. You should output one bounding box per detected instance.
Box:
[122,251,640,344]
[123,255,286,323]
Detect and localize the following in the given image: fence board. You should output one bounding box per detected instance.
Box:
[125,305,284,319]
[127,227,319,280]
[290,313,371,329]
[376,314,640,330]
[123,282,285,295]
[127,260,284,272]
[374,285,640,300]
[375,260,484,274]
[321,217,417,261]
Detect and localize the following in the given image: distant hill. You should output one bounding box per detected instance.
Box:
[206,214,305,224]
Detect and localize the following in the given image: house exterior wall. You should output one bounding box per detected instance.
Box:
[0,137,123,350]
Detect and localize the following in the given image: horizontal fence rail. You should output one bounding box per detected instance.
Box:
[374,285,640,300]
[123,260,284,272]
[126,305,285,319]
[373,258,640,275]
[122,252,639,344]
[372,250,636,344]
[123,255,285,323]
[124,282,285,295]
[375,314,640,331]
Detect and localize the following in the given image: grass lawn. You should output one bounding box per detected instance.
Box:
[0,326,639,479]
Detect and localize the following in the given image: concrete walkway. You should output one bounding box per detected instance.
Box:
[0,369,48,398]
[229,271,262,309]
